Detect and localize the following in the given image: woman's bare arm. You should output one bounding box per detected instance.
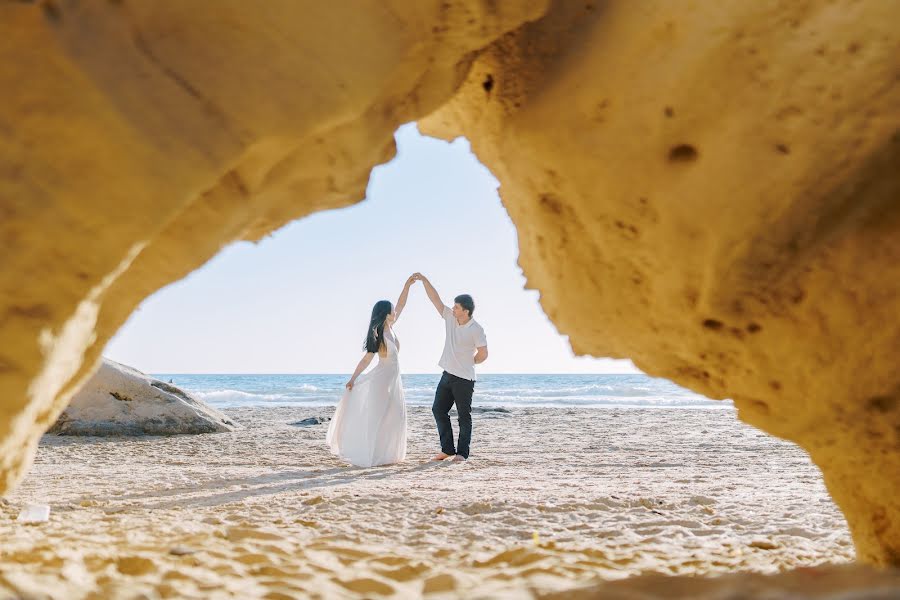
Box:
[346,352,375,390]
[394,275,416,322]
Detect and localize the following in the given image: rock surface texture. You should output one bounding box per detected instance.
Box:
[1,0,898,566]
[48,359,237,436]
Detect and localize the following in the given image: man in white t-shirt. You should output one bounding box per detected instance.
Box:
[412,273,488,462]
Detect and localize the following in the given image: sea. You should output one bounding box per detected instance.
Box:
[150,373,732,410]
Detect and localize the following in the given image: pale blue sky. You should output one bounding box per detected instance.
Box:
[105,124,639,375]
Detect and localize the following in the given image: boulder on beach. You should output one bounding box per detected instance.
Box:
[49,359,238,436]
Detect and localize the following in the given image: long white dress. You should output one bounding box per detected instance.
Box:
[326,331,407,467]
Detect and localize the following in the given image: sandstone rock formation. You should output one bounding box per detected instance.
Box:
[1,0,898,565]
[49,359,237,436]
[0,0,547,504]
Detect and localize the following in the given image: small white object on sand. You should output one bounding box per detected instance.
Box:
[16,503,49,523]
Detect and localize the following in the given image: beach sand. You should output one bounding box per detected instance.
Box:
[3,405,892,599]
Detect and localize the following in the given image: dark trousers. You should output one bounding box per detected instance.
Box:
[432,371,475,458]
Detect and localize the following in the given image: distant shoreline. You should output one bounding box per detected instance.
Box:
[150,373,728,410]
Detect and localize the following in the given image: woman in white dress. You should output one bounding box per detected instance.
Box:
[326,276,414,467]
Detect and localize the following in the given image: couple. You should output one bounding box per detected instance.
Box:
[326,273,488,467]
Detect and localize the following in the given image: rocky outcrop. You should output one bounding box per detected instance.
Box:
[0,0,547,502]
[419,1,900,564]
[49,359,237,436]
[0,0,898,566]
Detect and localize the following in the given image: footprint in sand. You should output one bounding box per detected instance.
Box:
[225,526,286,542]
[116,555,156,576]
[476,547,549,568]
[423,573,457,594]
[459,501,494,515]
[374,561,431,582]
[235,552,270,566]
[336,577,395,596]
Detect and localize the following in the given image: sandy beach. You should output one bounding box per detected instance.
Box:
[0,405,882,598]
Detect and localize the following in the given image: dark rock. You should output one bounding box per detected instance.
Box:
[290,416,331,426]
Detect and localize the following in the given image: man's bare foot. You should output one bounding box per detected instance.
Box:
[450,455,467,462]
[431,452,451,461]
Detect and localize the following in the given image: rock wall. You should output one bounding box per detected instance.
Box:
[1,0,898,565]
[0,0,547,502]
[420,0,900,564]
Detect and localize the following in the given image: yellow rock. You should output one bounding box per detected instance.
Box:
[420,1,900,566]
[0,0,546,501]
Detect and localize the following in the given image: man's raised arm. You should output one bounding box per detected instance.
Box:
[413,273,447,317]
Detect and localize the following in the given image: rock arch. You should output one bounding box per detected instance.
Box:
[1,0,898,565]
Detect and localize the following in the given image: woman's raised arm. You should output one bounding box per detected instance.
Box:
[394,275,417,322]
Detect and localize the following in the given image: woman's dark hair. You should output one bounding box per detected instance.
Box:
[454,294,475,317]
[364,300,393,353]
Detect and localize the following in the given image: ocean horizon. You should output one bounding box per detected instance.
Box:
[151,373,732,409]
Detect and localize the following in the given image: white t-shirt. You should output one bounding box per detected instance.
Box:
[438,306,488,381]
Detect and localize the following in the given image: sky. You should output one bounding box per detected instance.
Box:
[104,124,639,375]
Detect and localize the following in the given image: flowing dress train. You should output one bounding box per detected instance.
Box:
[326,334,407,467]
